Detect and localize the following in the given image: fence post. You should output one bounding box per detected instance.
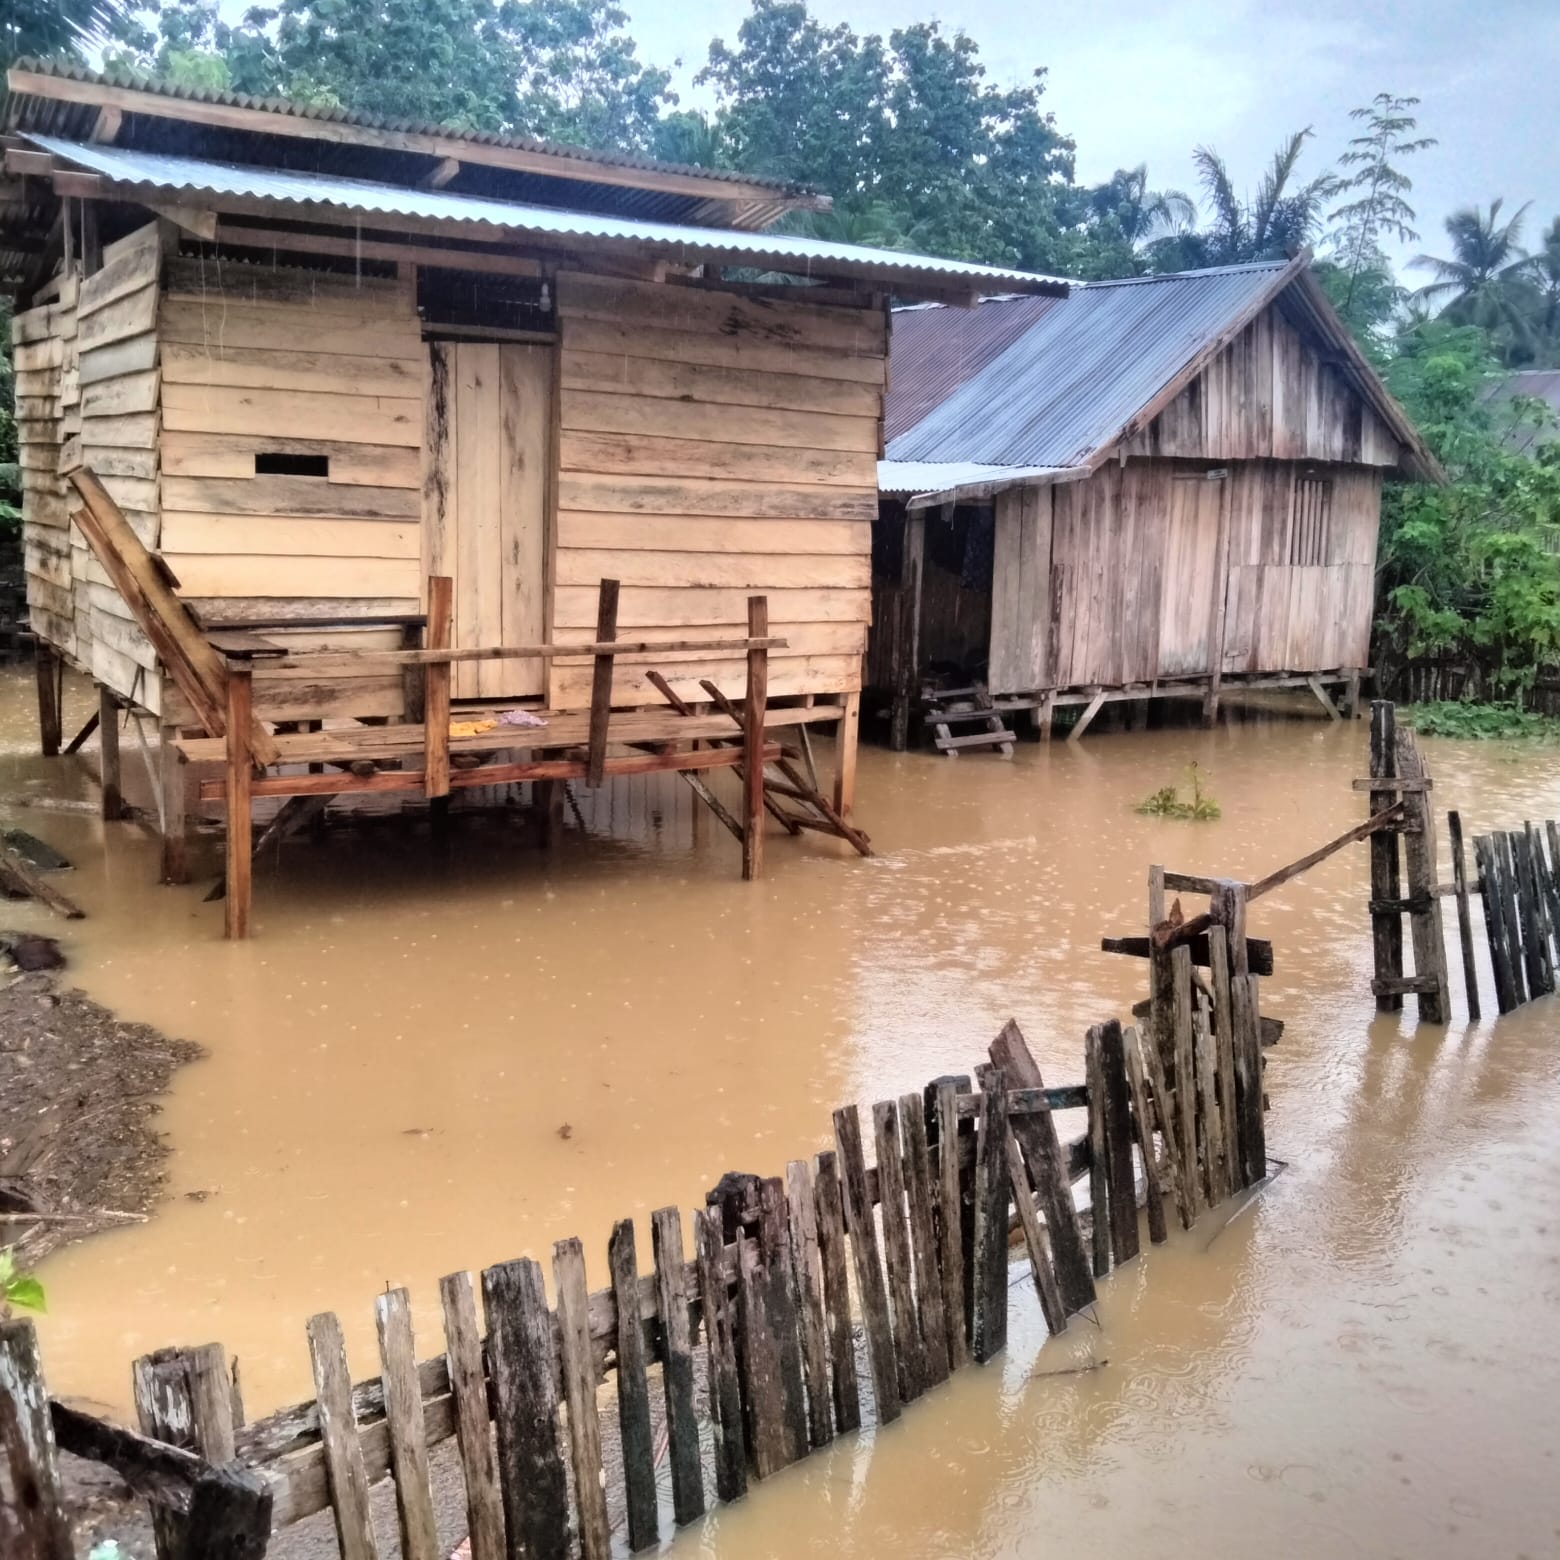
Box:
[0,1320,73,1560]
[1368,701,1405,1010]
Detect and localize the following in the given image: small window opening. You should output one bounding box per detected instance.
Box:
[1290,475,1333,567]
[256,452,330,478]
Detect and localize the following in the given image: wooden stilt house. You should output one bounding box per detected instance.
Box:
[0,60,1065,929]
[872,256,1443,747]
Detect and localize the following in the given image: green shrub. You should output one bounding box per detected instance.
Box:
[1403,700,1560,739]
[1136,763,1222,820]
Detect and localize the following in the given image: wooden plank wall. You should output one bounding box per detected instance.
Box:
[158,258,425,608]
[75,222,165,709]
[552,273,881,709]
[988,485,1051,693]
[1120,303,1401,468]
[14,277,81,669]
[1221,463,1381,674]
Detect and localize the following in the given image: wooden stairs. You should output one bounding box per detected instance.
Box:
[921,682,1039,757]
[646,672,872,857]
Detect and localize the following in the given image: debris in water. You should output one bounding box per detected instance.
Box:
[557,1123,573,1141]
[1,932,65,972]
[3,830,72,872]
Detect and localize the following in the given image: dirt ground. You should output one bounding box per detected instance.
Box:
[0,962,202,1556]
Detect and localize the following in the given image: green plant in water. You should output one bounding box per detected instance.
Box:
[1136,762,1222,820]
[1403,700,1560,740]
[0,1246,46,1315]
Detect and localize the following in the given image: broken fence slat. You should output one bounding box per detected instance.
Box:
[553,1238,611,1560]
[374,1289,440,1560]
[1099,1018,1140,1267]
[785,1159,836,1449]
[1447,811,1482,1022]
[650,1207,705,1522]
[1099,932,1274,976]
[694,1206,747,1503]
[1004,1123,1067,1334]
[810,1148,862,1433]
[1208,926,1242,1196]
[757,1176,810,1469]
[872,1099,926,1403]
[482,1257,569,1560]
[607,1221,658,1554]
[436,1273,505,1560]
[0,1319,74,1560]
[833,1105,901,1421]
[932,1081,971,1368]
[1084,1029,1113,1273]
[986,1024,1095,1317]
[303,1313,377,1560]
[898,1092,951,1384]
[970,1064,1011,1364]
[1120,1025,1168,1245]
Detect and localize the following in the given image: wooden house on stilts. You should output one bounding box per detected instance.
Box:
[872,256,1442,748]
[0,60,1066,933]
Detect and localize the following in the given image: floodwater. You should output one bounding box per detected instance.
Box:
[4,670,1559,1559]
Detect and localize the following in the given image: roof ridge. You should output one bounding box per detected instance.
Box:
[1079,258,1294,290]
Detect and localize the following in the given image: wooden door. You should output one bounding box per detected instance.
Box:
[425,341,550,698]
[1156,472,1225,677]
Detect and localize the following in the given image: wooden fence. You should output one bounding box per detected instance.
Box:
[2,954,1269,1560]
[1363,701,1560,1022]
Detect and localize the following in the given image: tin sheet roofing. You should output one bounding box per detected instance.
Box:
[878,460,1075,498]
[27,136,1069,293]
[1485,369,1560,454]
[4,58,808,195]
[888,259,1295,469]
[884,294,1061,443]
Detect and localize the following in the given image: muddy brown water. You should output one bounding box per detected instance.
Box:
[4,670,1558,1558]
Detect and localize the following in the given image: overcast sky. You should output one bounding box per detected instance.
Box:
[644,0,1559,275]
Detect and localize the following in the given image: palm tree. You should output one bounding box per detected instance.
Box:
[1146,130,1340,273]
[1411,199,1535,352]
[3,0,131,65]
[1088,165,1196,249]
[1526,217,1560,362]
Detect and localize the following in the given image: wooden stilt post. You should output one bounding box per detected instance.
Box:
[34,644,61,758]
[159,722,190,885]
[832,690,860,819]
[585,578,620,789]
[889,511,924,752]
[98,685,122,820]
[1368,701,1404,1011]
[742,595,768,882]
[1447,810,1481,1021]
[223,665,254,941]
[1036,689,1055,742]
[423,576,453,805]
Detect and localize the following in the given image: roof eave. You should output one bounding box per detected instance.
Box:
[3,61,826,224]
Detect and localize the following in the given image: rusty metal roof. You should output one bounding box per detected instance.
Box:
[884,295,1061,442]
[888,259,1297,469]
[24,137,1070,294]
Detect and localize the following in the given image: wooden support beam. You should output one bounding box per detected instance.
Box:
[419,157,461,189]
[742,595,768,882]
[223,666,254,940]
[215,220,540,279]
[90,105,122,143]
[586,579,620,789]
[159,723,189,885]
[1307,674,1342,720]
[421,576,452,801]
[34,644,61,758]
[1066,686,1107,743]
[1244,806,1404,902]
[62,708,100,756]
[98,687,122,821]
[889,511,924,752]
[1101,932,1274,976]
[832,690,860,818]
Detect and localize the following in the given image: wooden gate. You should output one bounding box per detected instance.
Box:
[425,342,550,699]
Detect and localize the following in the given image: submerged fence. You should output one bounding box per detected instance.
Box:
[3,940,1269,1560]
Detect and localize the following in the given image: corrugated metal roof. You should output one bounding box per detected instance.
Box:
[889,259,1292,468]
[27,137,1069,292]
[878,460,1075,498]
[1485,369,1560,454]
[4,57,809,195]
[885,294,1060,442]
